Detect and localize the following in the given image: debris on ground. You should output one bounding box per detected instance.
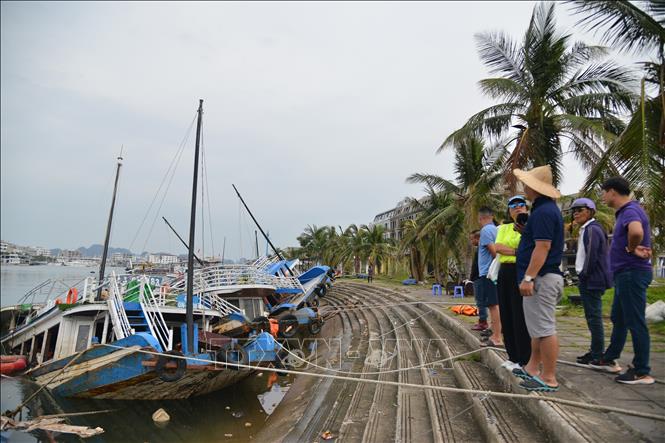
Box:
[152,408,170,423]
[1,415,104,438]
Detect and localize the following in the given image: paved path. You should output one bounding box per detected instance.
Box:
[373,279,665,441]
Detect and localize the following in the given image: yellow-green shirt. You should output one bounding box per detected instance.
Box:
[495,223,521,264]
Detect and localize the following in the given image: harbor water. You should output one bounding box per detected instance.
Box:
[0,265,292,442]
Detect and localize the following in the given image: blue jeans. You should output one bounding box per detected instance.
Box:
[604,269,653,375]
[578,281,605,360]
[473,278,488,322]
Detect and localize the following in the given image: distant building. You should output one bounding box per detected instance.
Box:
[59,250,82,260]
[34,247,51,257]
[160,255,178,265]
[372,197,427,241]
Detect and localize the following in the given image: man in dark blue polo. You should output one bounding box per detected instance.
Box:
[512,165,564,393]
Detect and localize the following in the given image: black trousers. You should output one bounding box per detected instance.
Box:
[497,263,531,365]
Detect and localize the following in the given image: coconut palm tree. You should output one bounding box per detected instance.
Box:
[296,224,332,266]
[409,134,506,228]
[443,2,635,191]
[341,224,367,274]
[359,224,396,275]
[399,219,427,281]
[566,0,665,250]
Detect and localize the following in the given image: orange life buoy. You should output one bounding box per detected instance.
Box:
[66,288,78,304]
[268,319,280,337]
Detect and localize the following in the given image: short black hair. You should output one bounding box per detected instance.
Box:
[470,229,480,238]
[601,176,630,196]
[478,206,494,216]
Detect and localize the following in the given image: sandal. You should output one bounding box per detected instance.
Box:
[480,338,503,348]
[512,367,535,380]
[519,375,559,392]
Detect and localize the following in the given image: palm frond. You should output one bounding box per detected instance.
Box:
[565,0,665,55]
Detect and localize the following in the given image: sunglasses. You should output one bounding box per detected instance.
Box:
[571,207,588,213]
[508,202,526,209]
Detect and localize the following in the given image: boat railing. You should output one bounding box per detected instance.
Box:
[108,272,132,340]
[139,277,172,351]
[251,255,279,271]
[200,291,243,316]
[170,264,304,293]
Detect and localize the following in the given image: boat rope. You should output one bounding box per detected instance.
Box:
[201,126,215,259]
[128,113,197,253]
[98,343,665,422]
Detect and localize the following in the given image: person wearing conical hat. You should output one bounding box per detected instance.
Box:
[511,165,564,392]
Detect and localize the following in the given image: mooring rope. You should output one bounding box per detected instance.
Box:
[96,343,665,422]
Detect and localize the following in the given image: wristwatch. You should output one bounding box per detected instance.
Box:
[523,275,534,283]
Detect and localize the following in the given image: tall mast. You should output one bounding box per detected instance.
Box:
[255,230,259,259]
[232,184,295,276]
[97,149,123,299]
[186,99,203,353]
[162,216,204,266]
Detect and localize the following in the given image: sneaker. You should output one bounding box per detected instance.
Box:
[576,352,594,366]
[615,368,655,385]
[588,359,622,373]
[501,360,520,371]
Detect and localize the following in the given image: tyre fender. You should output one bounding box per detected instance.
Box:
[155,350,187,382]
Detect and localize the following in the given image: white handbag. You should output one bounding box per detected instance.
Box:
[487,256,501,283]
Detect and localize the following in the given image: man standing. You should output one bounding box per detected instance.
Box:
[469,230,486,327]
[571,198,612,367]
[474,207,502,344]
[590,177,654,385]
[513,166,564,392]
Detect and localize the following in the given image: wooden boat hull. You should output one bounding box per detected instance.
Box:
[27,333,252,400]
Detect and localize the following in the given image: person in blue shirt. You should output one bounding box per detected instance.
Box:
[512,165,564,393]
[474,207,502,345]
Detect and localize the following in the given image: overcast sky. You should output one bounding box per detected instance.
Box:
[0,1,638,259]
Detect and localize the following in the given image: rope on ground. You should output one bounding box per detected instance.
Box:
[98,343,665,422]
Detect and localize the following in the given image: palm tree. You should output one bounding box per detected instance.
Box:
[399,219,427,281]
[410,135,506,228]
[443,2,635,191]
[359,224,396,275]
[566,0,665,251]
[406,134,506,280]
[341,224,367,274]
[296,224,332,266]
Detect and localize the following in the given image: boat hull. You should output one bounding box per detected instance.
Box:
[28,334,252,400]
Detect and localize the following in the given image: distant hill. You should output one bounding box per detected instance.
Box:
[49,244,133,257]
[77,244,133,257]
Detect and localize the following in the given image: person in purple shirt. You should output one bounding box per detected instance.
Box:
[589,177,654,385]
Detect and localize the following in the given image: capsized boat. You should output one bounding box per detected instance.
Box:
[0,272,280,399]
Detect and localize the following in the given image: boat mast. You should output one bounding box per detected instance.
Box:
[186,99,204,353]
[232,184,295,276]
[255,230,259,259]
[97,149,123,299]
[162,216,204,266]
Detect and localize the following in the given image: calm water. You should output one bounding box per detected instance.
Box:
[0,265,291,443]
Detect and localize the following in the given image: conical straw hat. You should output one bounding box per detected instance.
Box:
[512,165,561,199]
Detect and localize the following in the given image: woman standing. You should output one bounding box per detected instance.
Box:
[488,195,531,369]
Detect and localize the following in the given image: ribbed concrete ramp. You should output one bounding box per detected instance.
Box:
[257,282,566,443]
